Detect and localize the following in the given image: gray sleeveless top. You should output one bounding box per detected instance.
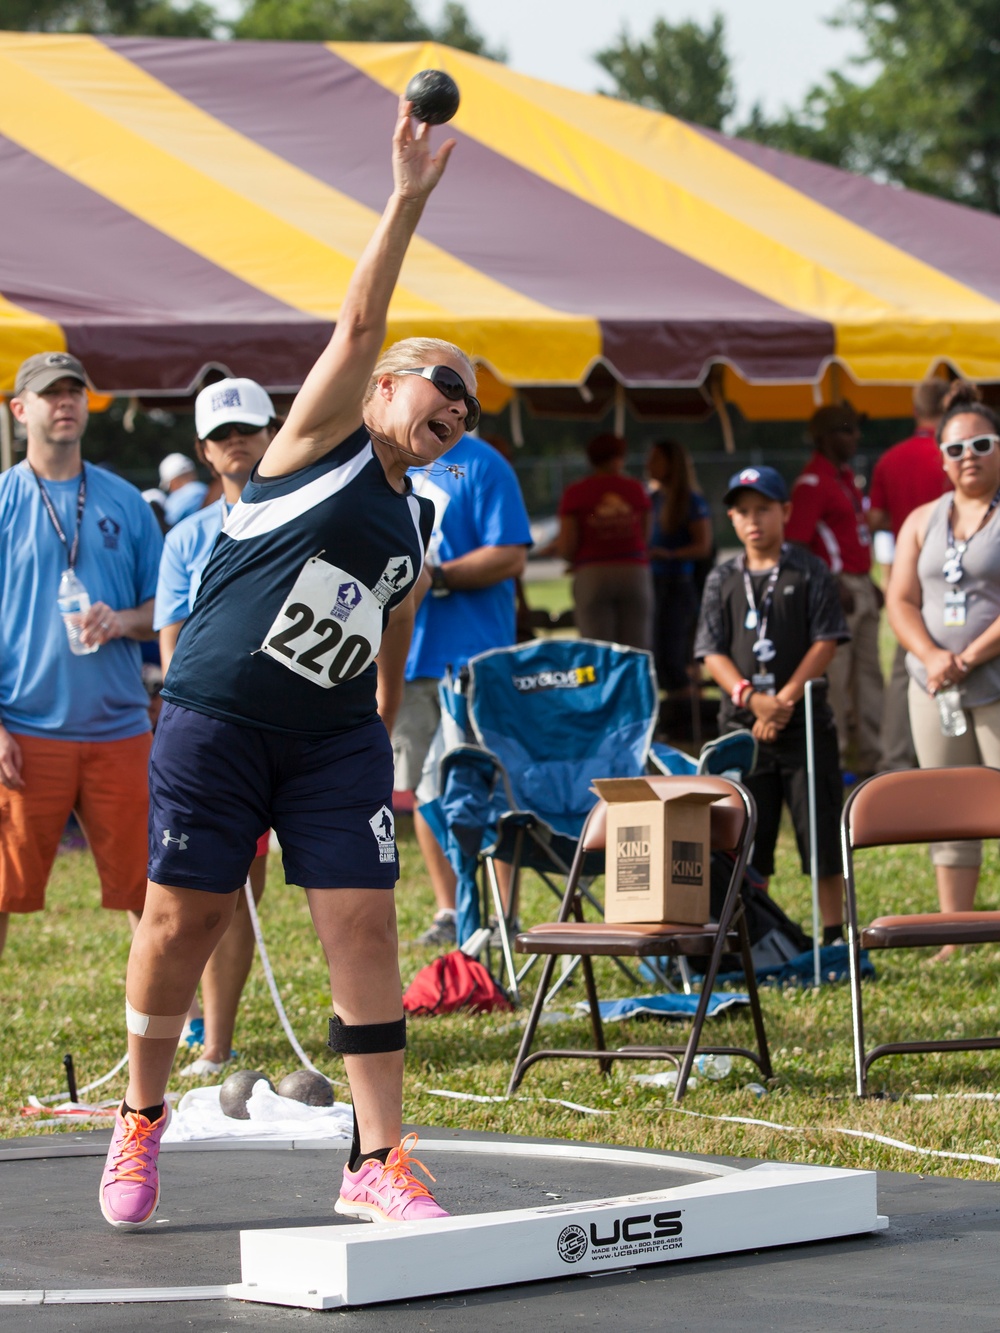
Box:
[907,491,1000,706]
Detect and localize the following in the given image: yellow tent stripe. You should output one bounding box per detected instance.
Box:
[0,34,599,384]
[340,43,1000,381]
[0,298,65,395]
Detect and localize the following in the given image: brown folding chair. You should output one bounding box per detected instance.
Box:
[507,775,772,1103]
[843,766,1000,1097]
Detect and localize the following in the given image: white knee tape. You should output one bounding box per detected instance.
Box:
[125,998,188,1039]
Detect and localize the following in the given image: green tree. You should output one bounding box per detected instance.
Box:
[593,13,735,130]
[0,0,218,35]
[744,1,1000,214]
[232,0,505,58]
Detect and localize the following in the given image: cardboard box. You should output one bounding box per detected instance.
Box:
[592,778,720,925]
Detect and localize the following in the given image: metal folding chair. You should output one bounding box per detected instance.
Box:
[843,766,1000,1096]
[508,774,772,1103]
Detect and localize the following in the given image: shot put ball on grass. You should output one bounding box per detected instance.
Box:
[404,69,460,125]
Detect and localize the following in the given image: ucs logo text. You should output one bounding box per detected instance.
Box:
[590,1210,683,1247]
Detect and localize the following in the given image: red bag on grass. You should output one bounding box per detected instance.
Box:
[403,951,513,1016]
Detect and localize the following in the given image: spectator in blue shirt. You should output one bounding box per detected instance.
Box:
[159,453,208,528]
[393,435,532,946]
[0,352,162,960]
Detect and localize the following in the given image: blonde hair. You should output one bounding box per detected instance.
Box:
[364,337,477,403]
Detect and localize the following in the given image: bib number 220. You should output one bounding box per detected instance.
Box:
[267,602,369,684]
[259,556,381,689]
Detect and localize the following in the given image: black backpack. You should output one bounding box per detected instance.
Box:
[689,852,813,975]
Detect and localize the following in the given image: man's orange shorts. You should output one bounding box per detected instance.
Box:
[0,732,151,914]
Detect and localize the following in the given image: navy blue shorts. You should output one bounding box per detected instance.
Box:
[148,703,398,893]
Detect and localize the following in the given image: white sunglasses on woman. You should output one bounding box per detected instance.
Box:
[939,433,1000,460]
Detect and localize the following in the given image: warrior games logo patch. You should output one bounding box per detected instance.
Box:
[556,1224,589,1264]
[332,581,363,622]
[369,805,396,864]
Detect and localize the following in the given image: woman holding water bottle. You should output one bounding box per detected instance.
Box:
[887,381,1000,958]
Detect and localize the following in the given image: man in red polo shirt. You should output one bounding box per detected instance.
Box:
[786,403,883,776]
[868,380,952,770]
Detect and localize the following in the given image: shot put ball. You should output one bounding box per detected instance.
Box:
[219,1069,274,1120]
[277,1069,335,1107]
[404,69,460,125]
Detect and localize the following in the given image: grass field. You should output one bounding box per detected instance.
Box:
[4,821,1000,1182]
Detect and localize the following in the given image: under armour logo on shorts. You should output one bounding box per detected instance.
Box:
[162,829,189,850]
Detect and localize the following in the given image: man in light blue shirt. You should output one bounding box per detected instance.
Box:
[392,434,531,945]
[0,352,162,960]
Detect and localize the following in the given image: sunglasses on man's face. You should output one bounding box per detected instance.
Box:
[395,365,481,434]
[939,433,1000,460]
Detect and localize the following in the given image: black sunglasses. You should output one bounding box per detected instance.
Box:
[939,433,1000,460]
[395,365,481,434]
[204,420,264,444]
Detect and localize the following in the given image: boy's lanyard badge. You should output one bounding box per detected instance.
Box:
[741,546,785,694]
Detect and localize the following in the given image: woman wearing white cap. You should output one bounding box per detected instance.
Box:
[153,378,278,1076]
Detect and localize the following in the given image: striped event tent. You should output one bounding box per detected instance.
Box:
[3,32,1000,429]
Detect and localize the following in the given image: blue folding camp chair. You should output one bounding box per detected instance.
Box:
[423,639,661,1000]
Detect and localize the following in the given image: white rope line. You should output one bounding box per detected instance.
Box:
[242,878,322,1076]
[425,1085,1000,1165]
[655,1102,1000,1168]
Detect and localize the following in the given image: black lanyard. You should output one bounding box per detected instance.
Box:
[28,462,87,571]
[943,488,1000,585]
[741,546,785,662]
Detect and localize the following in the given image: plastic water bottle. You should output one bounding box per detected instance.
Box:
[57,569,98,656]
[936,686,967,738]
[694,1054,732,1080]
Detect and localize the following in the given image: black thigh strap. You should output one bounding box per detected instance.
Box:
[328,1014,406,1055]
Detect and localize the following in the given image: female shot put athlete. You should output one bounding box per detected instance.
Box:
[100,98,476,1228]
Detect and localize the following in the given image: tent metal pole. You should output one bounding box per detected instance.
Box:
[805,679,822,987]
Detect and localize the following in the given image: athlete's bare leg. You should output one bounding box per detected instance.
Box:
[123,882,239,1108]
[307,887,404,1154]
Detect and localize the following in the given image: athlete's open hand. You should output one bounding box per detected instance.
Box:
[392,96,456,203]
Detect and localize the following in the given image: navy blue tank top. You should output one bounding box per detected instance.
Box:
[163,427,434,736]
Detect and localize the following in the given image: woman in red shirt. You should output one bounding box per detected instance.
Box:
[555,433,653,649]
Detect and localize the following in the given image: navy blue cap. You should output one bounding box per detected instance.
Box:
[723,465,788,506]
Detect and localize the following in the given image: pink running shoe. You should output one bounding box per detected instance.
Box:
[99,1102,170,1229]
[336,1133,449,1223]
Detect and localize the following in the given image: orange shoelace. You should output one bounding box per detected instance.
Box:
[109,1113,158,1184]
[379,1132,437,1199]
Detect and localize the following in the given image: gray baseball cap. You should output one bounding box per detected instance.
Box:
[14,351,89,396]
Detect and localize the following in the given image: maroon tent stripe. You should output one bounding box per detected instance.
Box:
[697,126,1000,308]
[0,134,330,392]
[109,37,835,384]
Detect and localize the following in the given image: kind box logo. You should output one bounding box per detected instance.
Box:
[671,839,704,885]
[616,825,650,892]
[556,1211,684,1265]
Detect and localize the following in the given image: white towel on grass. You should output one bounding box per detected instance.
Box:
[162,1080,353,1142]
